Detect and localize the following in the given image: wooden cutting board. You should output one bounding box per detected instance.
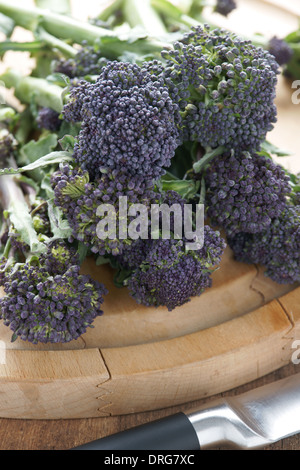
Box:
[0,0,299,419]
[0,246,298,419]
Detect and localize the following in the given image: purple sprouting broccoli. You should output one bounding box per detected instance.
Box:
[203,151,292,236]
[0,133,107,344]
[36,107,62,132]
[227,200,300,285]
[51,163,160,256]
[0,240,107,344]
[114,189,226,311]
[54,41,109,78]
[268,36,293,67]
[63,60,182,181]
[214,0,237,17]
[158,24,279,152]
[123,227,226,311]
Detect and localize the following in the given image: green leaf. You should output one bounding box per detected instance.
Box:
[0,12,15,37]
[77,242,89,264]
[46,73,71,88]
[47,198,73,240]
[259,140,293,157]
[60,171,90,198]
[95,255,110,266]
[19,133,58,166]
[0,150,73,176]
[193,146,225,173]
[8,199,46,254]
[161,178,198,199]
[113,267,133,288]
[59,134,76,151]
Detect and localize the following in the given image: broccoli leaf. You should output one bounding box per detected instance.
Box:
[161,177,198,200]
[46,198,73,240]
[259,140,293,158]
[7,199,47,254]
[0,12,15,37]
[18,133,58,166]
[0,150,73,176]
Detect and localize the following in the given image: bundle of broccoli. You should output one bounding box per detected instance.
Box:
[0,0,298,345]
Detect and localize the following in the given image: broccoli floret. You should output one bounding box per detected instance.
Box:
[114,189,226,310]
[202,151,292,236]
[125,227,226,311]
[0,138,107,344]
[51,163,160,256]
[36,107,62,132]
[0,242,107,344]
[227,202,300,285]
[159,25,279,152]
[268,36,293,67]
[115,189,188,270]
[63,61,182,180]
[214,0,237,17]
[54,41,109,78]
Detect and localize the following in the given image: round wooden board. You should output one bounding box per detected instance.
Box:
[0,0,299,419]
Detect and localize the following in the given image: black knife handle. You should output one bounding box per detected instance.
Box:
[72,412,200,450]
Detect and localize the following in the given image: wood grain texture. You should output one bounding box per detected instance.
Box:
[0,362,299,450]
[0,284,299,419]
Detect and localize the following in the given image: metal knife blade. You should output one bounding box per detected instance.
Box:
[188,372,300,449]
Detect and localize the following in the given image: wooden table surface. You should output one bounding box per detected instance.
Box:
[0,0,300,451]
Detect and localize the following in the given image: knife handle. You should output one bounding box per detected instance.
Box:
[72,412,200,450]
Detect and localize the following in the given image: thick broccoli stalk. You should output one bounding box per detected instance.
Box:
[227,201,300,285]
[0,0,170,57]
[158,25,279,152]
[0,69,65,114]
[202,151,292,236]
[63,61,182,180]
[0,134,107,344]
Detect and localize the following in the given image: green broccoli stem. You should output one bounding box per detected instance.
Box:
[0,30,77,58]
[193,146,225,174]
[0,0,116,43]
[0,69,64,113]
[35,28,78,58]
[0,40,47,54]
[0,0,171,56]
[97,0,124,22]
[0,172,25,215]
[150,0,199,29]
[123,0,167,35]
[150,0,274,51]
[0,165,47,255]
